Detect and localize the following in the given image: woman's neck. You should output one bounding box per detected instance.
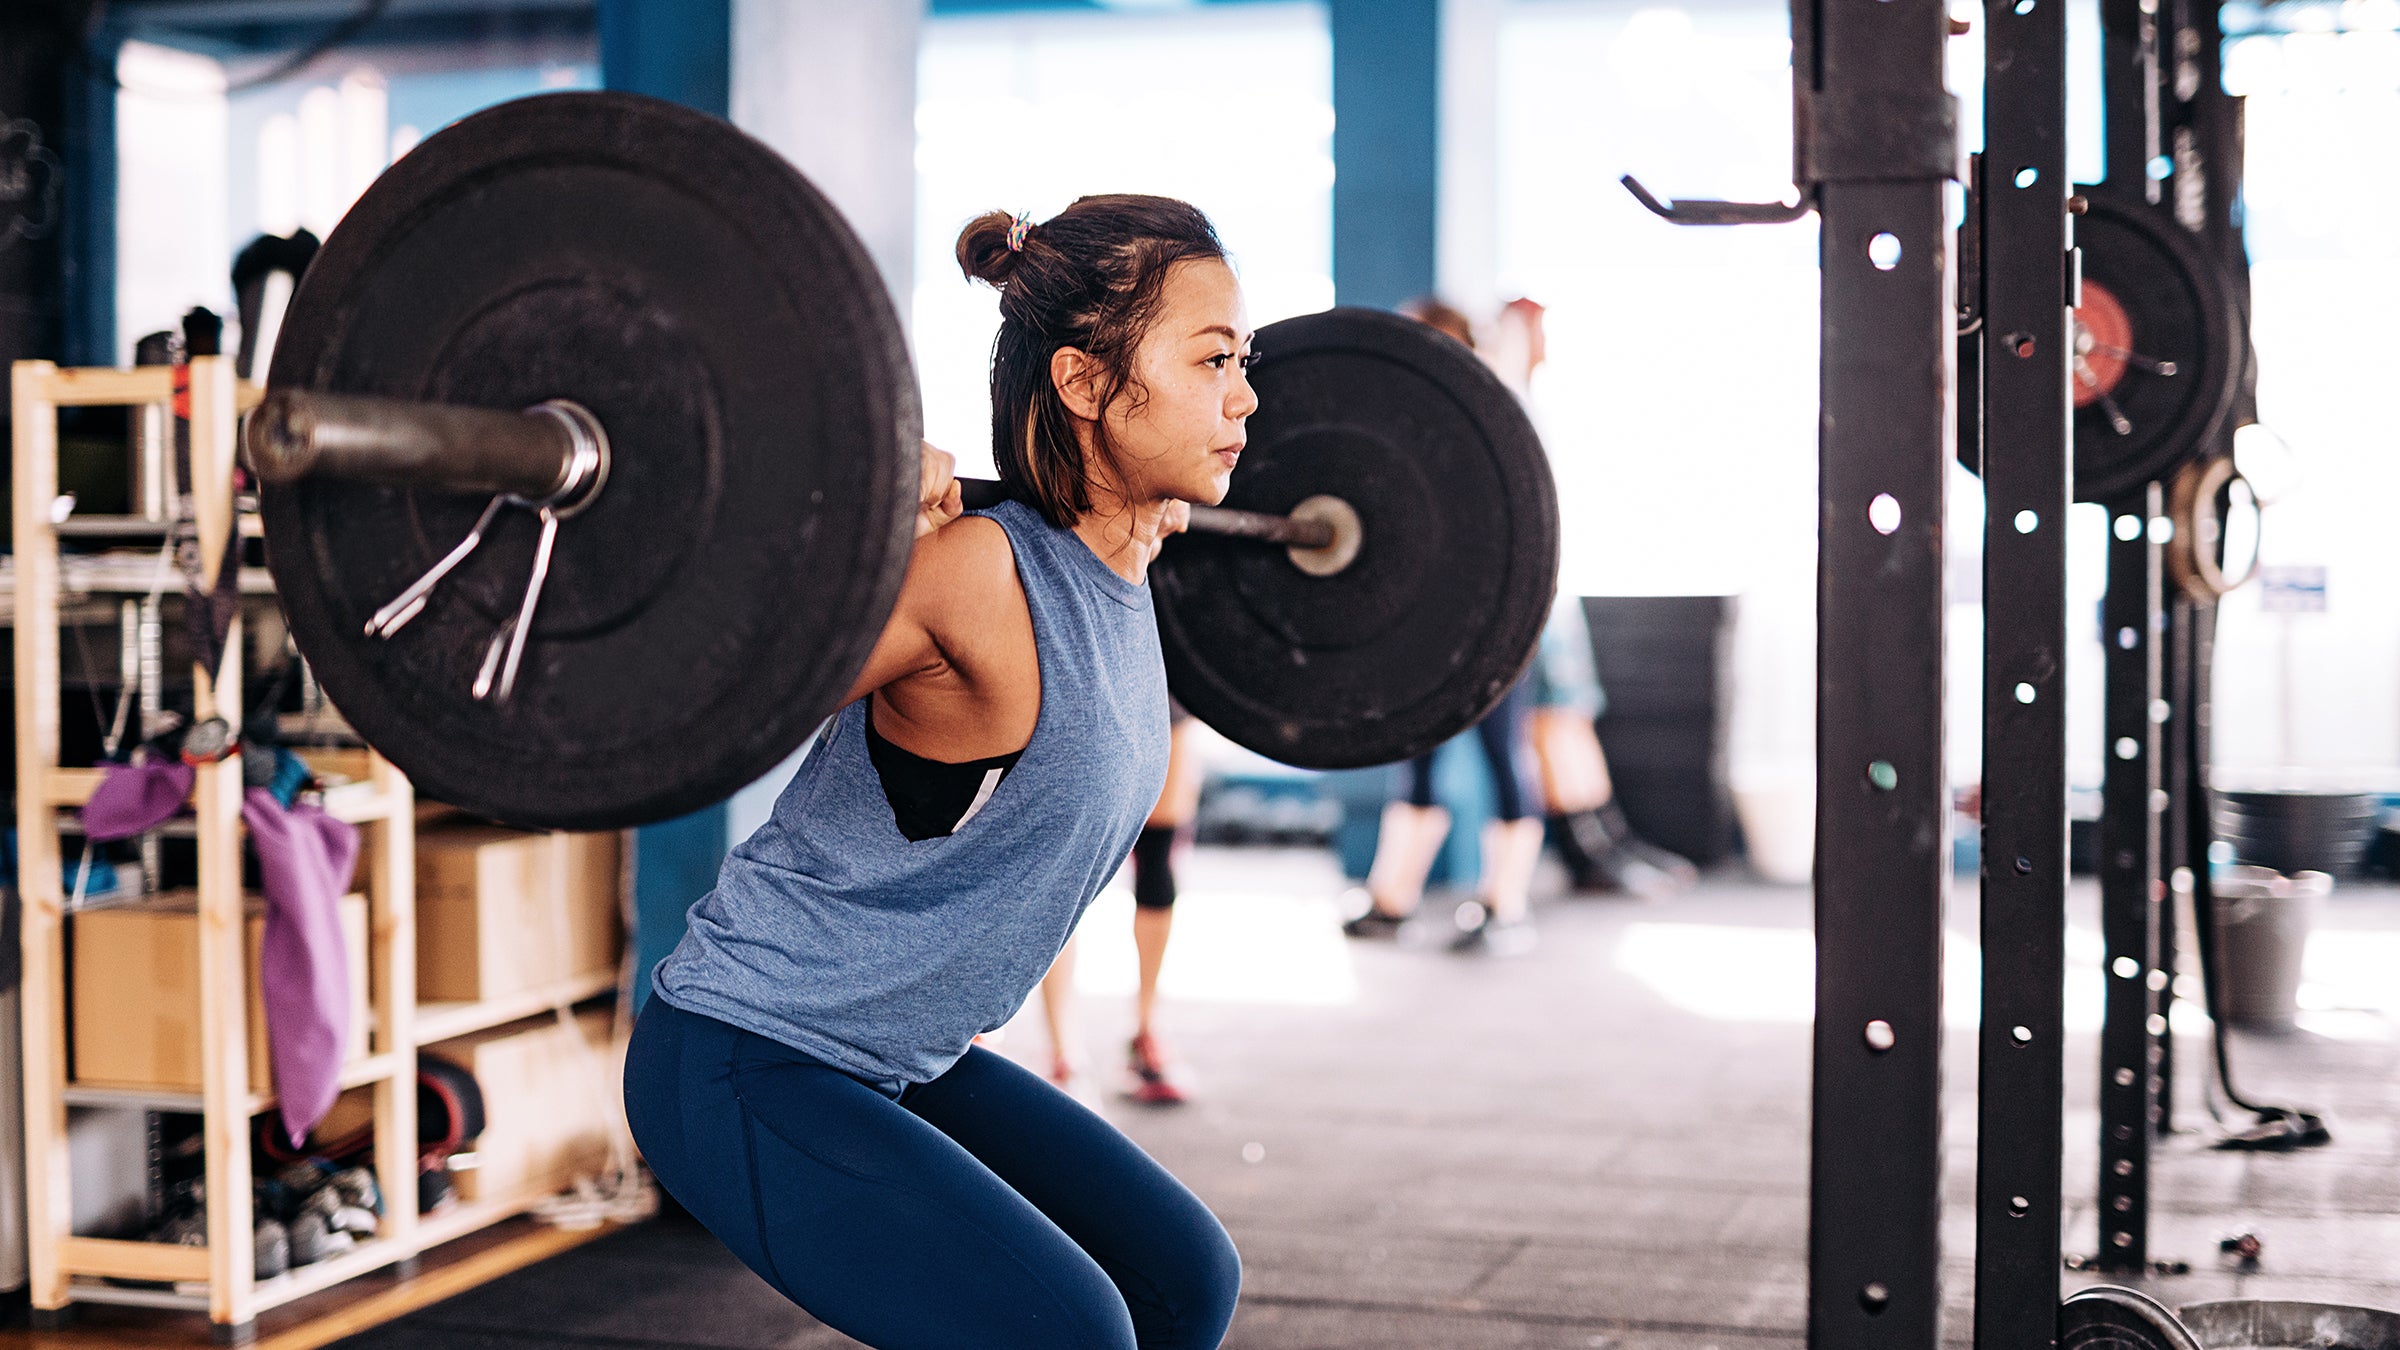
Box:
[1072,489,1169,584]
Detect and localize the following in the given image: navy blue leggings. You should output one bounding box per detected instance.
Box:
[1402,673,1538,821]
[623,997,1240,1349]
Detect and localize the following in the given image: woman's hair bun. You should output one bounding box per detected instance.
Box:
[956,210,1024,288]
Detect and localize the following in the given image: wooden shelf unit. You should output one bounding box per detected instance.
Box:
[10,359,618,1344]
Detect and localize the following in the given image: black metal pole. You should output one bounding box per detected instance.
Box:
[1803,2,1955,1346]
[2097,483,2167,1272]
[2159,594,2195,1134]
[1972,0,2073,1339]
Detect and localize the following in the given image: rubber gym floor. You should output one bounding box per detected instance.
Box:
[321,846,2400,1348]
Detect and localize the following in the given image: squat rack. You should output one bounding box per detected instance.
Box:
[1630,0,2244,1345]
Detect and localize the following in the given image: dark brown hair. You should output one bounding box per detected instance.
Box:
[956,195,1227,528]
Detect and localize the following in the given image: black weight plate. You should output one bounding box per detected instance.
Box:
[1958,195,2245,503]
[2059,1286,2206,1350]
[1153,307,1559,768]
[262,92,918,830]
[2069,196,2245,503]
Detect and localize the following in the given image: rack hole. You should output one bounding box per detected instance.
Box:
[2014,682,2037,704]
[1864,1020,1897,1053]
[1866,760,1899,791]
[2115,513,2143,541]
[2014,0,2036,13]
[2011,1024,2034,1045]
[2115,737,2140,760]
[1868,232,1903,270]
[1868,493,1903,534]
[2008,1196,2031,1218]
[2014,509,2039,534]
[2013,165,2039,188]
[1861,1282,1892,1314]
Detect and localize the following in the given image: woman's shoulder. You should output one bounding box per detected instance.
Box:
[909,512,1025,616]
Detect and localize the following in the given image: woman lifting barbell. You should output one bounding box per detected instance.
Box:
[621,195,1246,1350]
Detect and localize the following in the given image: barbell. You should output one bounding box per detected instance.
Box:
[247,90,1560,831]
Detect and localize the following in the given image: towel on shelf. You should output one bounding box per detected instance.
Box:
[82,758,196,841]
[242,788,360,1146]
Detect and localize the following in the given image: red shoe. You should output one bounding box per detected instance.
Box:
[1127,1033,1189,1106]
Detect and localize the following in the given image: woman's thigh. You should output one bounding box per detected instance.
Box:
[624,999,1138,1350]
[904,1047,1242,1350]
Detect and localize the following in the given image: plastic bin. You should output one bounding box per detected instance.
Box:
[2211,864,2331,1031]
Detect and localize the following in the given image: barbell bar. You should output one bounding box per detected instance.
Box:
[242,388,1342,553]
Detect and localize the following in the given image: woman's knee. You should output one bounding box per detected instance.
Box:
[1138,1212,1241,1348]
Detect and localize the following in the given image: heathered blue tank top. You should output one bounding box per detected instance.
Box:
[651,500,1172,1087]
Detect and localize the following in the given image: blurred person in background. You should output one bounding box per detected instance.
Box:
[1037,707,1207,1103]
[1342,298,1548,955]
[1490,297,1696,897]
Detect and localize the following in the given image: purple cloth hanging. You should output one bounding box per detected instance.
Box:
[242,788,359,1146]
[82,759,195,841]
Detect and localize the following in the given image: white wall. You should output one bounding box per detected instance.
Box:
[733,0,925,311]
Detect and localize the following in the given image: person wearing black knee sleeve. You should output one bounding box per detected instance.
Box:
[1040,704,1202,1103]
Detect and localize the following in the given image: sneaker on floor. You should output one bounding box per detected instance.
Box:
[1338,887,1411,938]
[1127,1033,1190,1106]
[1446,898,1490,951]
[1448,899,1535,955]
[1485,916,1538,956]
[1620,837,1700,888]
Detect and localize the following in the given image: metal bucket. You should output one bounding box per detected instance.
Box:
[2181,1300,2400,1350]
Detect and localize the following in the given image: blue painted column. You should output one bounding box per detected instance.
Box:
[600,0,733,1008]
[1331,0,1504,884]
[1330,0,1439,309]
[600,0,731,119]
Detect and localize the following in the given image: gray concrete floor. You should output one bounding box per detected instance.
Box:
[348,845,2400,1348]
[1015,846,2400,1346]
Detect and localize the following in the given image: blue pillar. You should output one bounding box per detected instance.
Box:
[600,0,731,117]
[66,26,119,367]
[1330,0,1439,309]
[601,0,732,1007]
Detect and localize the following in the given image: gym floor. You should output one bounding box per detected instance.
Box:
[17,847,2397,1349]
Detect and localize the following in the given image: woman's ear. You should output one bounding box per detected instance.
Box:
[1050,347,1104,422]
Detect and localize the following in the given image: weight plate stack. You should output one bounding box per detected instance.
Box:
[2212,789,2381,879]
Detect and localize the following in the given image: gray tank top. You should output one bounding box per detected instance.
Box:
[651,500,1172,1087]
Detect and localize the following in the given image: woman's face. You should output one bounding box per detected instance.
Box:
[1099,258,1257,507]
